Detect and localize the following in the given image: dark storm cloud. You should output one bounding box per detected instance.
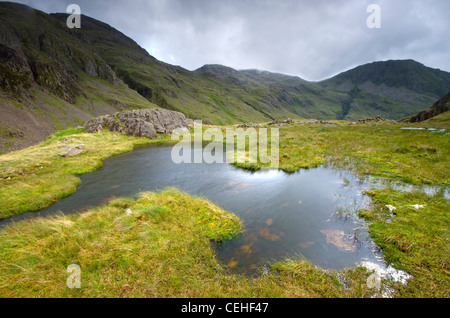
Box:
[14,0,450,80]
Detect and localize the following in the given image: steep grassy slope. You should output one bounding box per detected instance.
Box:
[193,65,346,120]
[51,14,314,124]
[0,2,158,152]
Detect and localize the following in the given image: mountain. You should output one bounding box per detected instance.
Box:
[0,2,158,152]
[1,2,450,152]
[320,60,450,119]
[50,14,346,123]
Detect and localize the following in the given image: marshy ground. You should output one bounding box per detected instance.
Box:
[0,120,448,297]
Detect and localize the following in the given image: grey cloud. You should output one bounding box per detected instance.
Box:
[14,0,450,80]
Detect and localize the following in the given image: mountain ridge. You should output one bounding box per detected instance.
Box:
[1,2,450,152]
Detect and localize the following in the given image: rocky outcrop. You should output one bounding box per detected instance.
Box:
[268,118,294,125]
[236,123,262,128]
[348,115,392,125]
[297,119,339,126]
[400,91,450,123]
[356,115,388,123]
[85,108,190,138]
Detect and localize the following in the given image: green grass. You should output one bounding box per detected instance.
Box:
[0,128,172,219]
[76,74,160,111]
[229,122,449,186]
[360,189,450,297]
[225,120,449,297]
[0,188,381,298]
[0,121,448,297]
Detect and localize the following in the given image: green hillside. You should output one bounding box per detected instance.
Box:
[51,14,330,124]
[1,2,450,152]
[0,2,158,152]
[320,60,450,120]
[49,11,450,124]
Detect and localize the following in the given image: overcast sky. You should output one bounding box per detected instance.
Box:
[12,0,450,81]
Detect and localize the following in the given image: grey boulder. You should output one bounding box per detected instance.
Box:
[85,108,190,139]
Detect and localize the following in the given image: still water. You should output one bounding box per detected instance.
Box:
[1,144,386,274]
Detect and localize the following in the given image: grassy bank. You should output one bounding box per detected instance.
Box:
[0,188,381,298]
[2,121,447,220]
[360,189,450,297]
[232,122,449,186]
[0,128,172,219]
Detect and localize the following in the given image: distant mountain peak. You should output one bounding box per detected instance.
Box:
[321,59,450,97]
[194,64,240,76]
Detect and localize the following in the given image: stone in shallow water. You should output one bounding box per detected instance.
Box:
[321,229,355,252]
[227,258,239,268]
[298,241,314,249]
[239,244,253,254]
[258,228,282,241]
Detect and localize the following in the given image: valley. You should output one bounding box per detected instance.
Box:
[0,1,449,300]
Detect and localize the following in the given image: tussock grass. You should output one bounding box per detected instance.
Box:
[225,121,449,297]
[360,189,450,297]
[0,188,378,298]
[238,122,449,185]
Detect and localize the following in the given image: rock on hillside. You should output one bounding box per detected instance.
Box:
[400,91,450,123]
[85,108,191,138]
